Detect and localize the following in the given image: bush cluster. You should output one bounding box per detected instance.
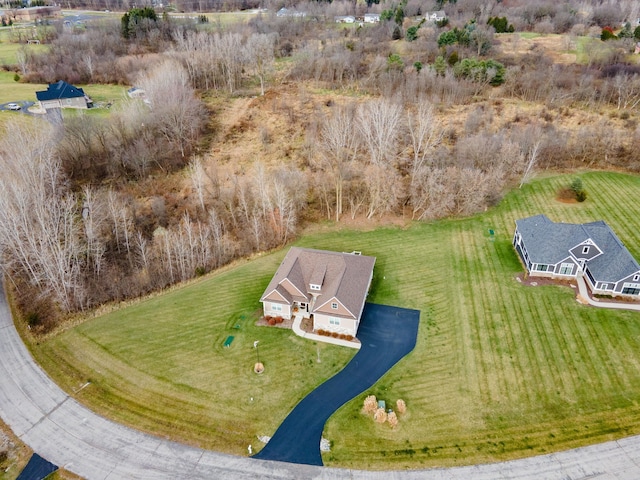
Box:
[362,395,407,429]
[315,330,353,341]
[570,178,587,202]
[264,315,284,325]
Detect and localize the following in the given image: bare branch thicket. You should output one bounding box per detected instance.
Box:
[357,99,404,218]
[81,186,108,278]
[411,166,504,220]
[609,74,640,111]
[188,157,208,213]
[138,58,207,158]
[0,121,85,311]
[250,163,306,246]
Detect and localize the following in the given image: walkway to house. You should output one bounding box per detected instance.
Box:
[576,276,640,311]
[253,303,420,466]
[291,314,361,349]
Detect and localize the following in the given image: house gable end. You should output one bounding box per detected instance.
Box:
[617,270,640,285]
[261,288,289,304]
[314,297,355,319]
[279,278,306,299]
[569,238,602,261]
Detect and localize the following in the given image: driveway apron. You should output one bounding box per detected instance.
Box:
[253,303,420,466]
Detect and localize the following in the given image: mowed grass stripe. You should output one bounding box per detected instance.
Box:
[31,172,640,469]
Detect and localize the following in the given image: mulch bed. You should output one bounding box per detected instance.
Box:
[515,273,640,305]
[255,316,293,329]
[516,273,575,289]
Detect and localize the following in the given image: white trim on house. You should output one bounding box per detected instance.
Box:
[315,297,355,318]
[558,262,574,275]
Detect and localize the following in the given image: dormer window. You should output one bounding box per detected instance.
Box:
[635,275,640,282]
[582,246,590,254]
[310,284,321,291]
[331,302,338,309]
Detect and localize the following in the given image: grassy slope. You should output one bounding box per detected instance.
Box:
[324,172,640,468]
[34,252,356,454]
[0,71,47,104]
[30,172,640,468]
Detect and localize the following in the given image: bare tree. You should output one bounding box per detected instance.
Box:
[519,132,542,188]
[357,98,403,167]
[245,33,276,96]
[315,103,359,221]
[357,99,403,218]
[81,186,107,277]
[406,101,443,219]
[138,59,207,158]
[189,156,208,212]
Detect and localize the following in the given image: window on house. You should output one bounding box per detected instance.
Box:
[271,304,282,312]
[634,275,640,282]
[582,246,590,254]
[310,284,321,291]
[331,302,338,309]
[536,264,548,272]
[329,318,340,325]
[559,263,573,275]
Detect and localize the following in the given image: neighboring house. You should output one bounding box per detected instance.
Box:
[364,13,380,23]
[127,87,145,98]
[513,214,640,297]
[6,5,60,22]
[36,80,92,110]
[260,247,376,337]
[335,15,355,23]
[425,10,446,22]
[276,7,306,17]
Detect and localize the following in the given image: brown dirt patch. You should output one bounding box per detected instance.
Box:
[516,273,575,289]
[516,273,640,306]
[556,187,578,203]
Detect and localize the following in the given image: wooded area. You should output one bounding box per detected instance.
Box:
[1,0,639,328]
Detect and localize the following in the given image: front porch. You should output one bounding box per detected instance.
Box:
[291,301,311,318]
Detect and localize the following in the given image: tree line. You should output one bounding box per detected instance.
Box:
[2,0,640,329]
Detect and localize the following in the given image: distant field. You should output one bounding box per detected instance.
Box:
[0,41,47,66]
[0,71,47,103]
[29,172,640,469]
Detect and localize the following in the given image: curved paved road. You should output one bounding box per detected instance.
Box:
[254,304,420,465]
[2,282,640,479]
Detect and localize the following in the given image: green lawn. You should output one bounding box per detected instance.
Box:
[0,42,47,66]
[29,172,640,469]
[0,71,47,104]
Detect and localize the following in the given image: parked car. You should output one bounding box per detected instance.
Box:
[7,103,21,111]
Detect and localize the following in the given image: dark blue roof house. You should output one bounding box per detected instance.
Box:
[36,80,91,110]
[513,214,640,297]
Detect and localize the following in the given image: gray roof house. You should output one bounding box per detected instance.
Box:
[260,247,375,337]
[36,80,92,110]
[513,214,640,297]
[426,10,446,22]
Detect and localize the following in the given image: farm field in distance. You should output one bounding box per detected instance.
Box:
[27,171,640,469]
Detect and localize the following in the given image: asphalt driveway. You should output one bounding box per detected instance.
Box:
[253,303,421,466]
